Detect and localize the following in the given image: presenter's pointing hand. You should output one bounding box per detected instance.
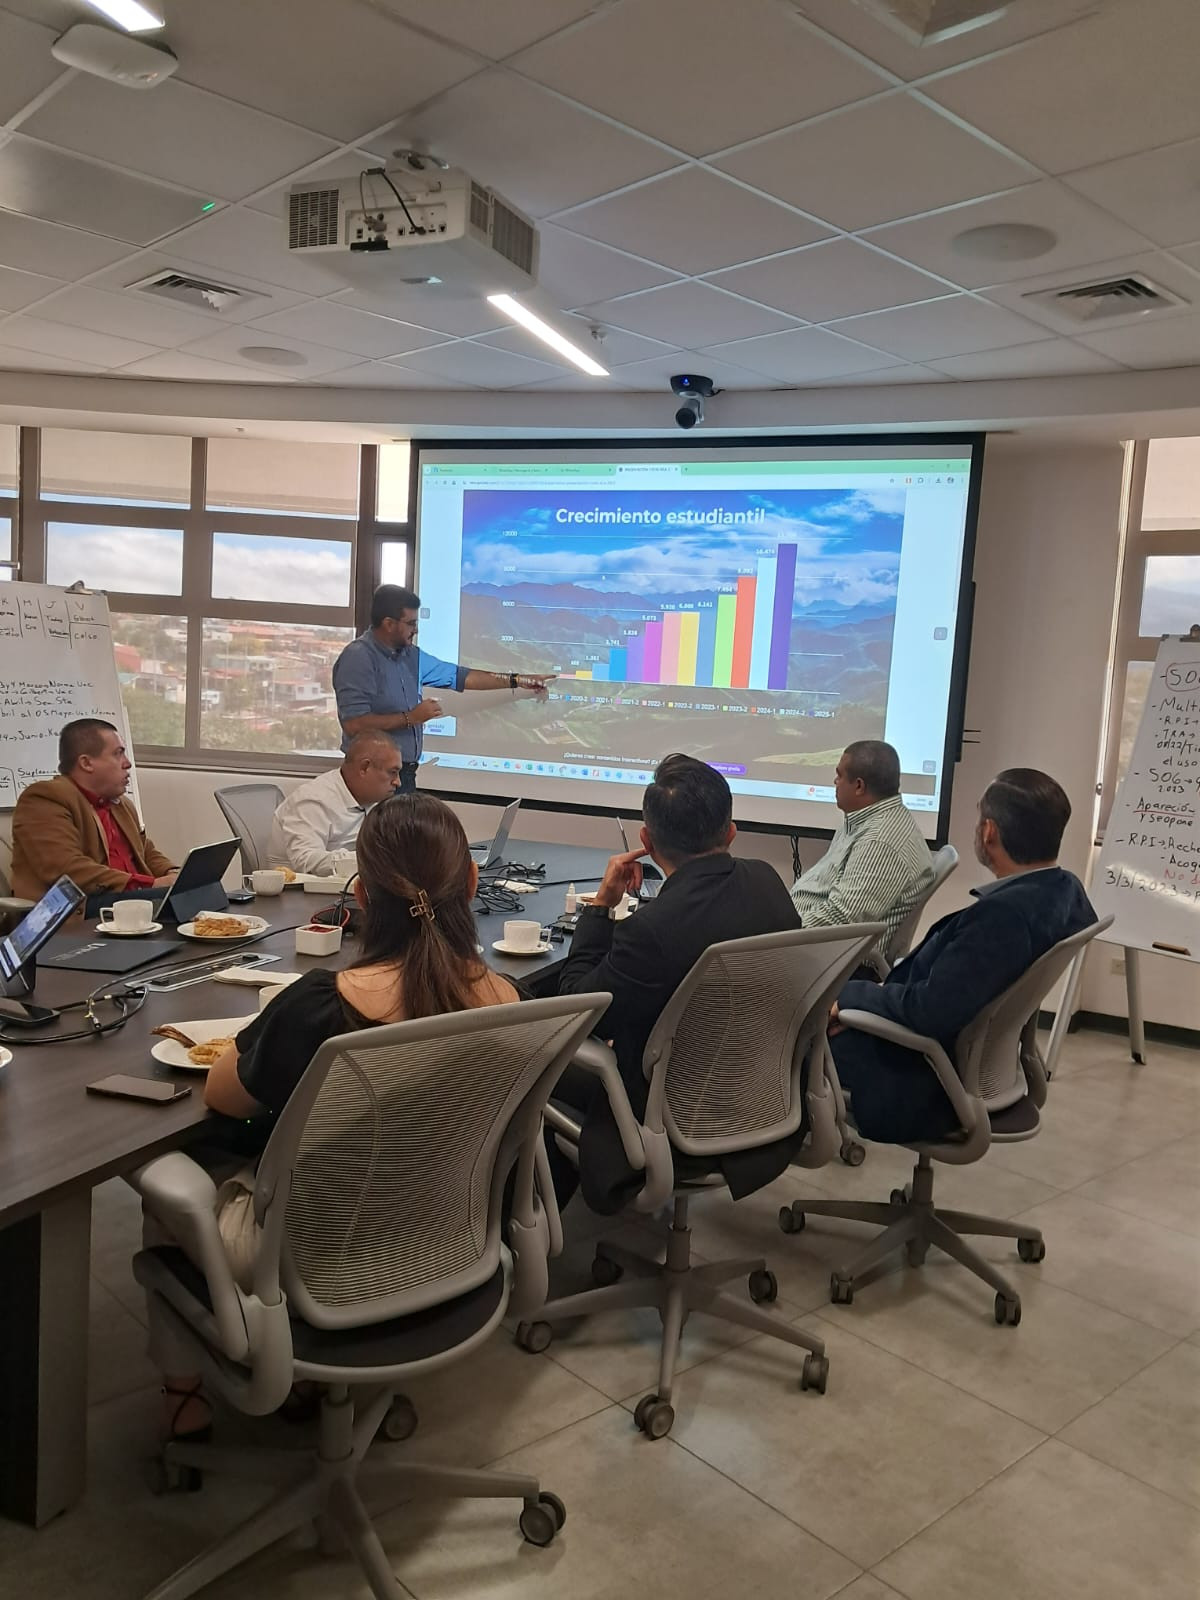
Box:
[411,699,444,726]
[518,674,555,701]
[593,847,647,909]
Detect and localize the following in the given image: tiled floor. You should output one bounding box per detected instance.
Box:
[3,1028,1199,1599]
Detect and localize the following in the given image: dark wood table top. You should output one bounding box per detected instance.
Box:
[0,842,618,1229]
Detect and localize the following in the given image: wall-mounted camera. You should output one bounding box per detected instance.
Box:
[670,373,718,430]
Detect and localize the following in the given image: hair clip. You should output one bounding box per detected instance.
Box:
[409,887,436,922]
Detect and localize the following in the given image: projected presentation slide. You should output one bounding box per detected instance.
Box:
[415,443,978,834]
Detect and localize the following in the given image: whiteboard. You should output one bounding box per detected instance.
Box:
[1091,636,1200,960]
[0,581,136,811]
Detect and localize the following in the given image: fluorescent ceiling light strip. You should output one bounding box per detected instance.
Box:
[84,0,165,32]
[487,294,608,377]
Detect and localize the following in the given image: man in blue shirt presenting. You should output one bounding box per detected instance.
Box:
[333,584,553,791]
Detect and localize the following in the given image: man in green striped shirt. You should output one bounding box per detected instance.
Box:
[791,741,934,959]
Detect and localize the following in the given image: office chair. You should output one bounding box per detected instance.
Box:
[517,924,885,1438]
[781,917,1113,1324]
[836,843,959,1165]
[213,782,284,873]
[0,824,34,929]
[129,993,610,1600]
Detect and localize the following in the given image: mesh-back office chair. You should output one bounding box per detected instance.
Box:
[781,917,1112,1324]
[836,844,960,1166]
[518,925,884,1438]
[129,993,610,1600]
[213,783,284,874]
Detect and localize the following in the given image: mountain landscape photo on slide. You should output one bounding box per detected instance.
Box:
[448,485,904,780]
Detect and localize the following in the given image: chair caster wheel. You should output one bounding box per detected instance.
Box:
[890,1188,908,1207]
[144,1455,202,1495]
[1017,1236,1046,1263]
[633,1393,675,1439]
[840,1140,866,1167]
[994,1292,1022,1326]
[779,1204,805,1234]
[830,1273,854,1306]
[515,1320,553,1354]
[378,1395,418,1442]
[801,1353,829,1394]
[748,1268,778,1304]
[519,1491,566,1546]
[591,1252,624,1287]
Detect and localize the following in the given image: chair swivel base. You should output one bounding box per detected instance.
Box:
[779,1154,1044,1325]
[516,1195,829,1438]
[142,1385,564,1600]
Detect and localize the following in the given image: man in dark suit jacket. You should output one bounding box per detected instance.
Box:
[555,753,801,1212]
[831,767,1096,1145]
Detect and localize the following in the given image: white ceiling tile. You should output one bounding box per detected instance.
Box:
[609,349,784,391]
[699,326,902,382]
[331,288,512,338]
[790,0,1099,82]
[0,12,65,120]
[162,208,356,296]
[925,0,1200,173]
[863,182,1149,289]
[0,264,62,311]
[828,295,1046,360]
[247,300,451,359]
[514,0,887,157]
[926,340,1125,379]
[580,280,798,348]
[556,168,829,275]
[0,345,103,374]
[1075,313,1200,370]
[174,325,362,378]
[21,78,338,204]
[321,360,471,389]
[1063,139,1200,251]
[480,320,671,369]
[0,138,210,245]
[820,364,946,386]
[386,339,561,387]
[716,94,1031,231]
[117,350,298,383]
[31,284,226,348]
[0,315,160,368]
[167,0,477,142]
[1171,242,1200,276]
[534,225,679,310]
[385,70,675,218]
[977,252,1200,335]
[369,0,602,59]
[0,210,134,279]
[706,239,950,323]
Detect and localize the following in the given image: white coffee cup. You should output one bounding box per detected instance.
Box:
[503,919,543,951]
[246,869,285,896]
[330,850,357,880]
[101,898,153,931]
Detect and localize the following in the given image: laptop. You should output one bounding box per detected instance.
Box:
[469,800,520,869]
[155,838,241,924]
[1,875,86,993]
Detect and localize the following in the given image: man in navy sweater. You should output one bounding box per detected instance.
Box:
[830,768,1095,1144]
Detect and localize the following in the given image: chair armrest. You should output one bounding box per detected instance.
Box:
[568,1038,646,1174]
[126,1152,250,1362]
[861,949,890,981]
[837,1009,983,1137]
[0,896,35,917]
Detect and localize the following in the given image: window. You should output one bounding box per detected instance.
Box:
[199,619,353,756]
[206,438,360,519]
[376,442,411,521]
[211,531,353,605]
[1102,438,1200,817]
[40,429,191,507]
[111,613,188,747]
[379,541,408,588]
[46,521,185,595]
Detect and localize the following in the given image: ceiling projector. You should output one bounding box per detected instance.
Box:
[286,159,538,301]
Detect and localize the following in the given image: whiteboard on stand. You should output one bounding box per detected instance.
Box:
[0,581,142,814]
[1091,633,1200,961]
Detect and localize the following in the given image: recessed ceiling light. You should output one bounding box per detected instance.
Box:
[83,0,165,32]
[487,294,609,377]
[951,222,1058,261]
[237,345,308,368]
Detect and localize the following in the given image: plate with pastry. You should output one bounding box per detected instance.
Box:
[150,1017,256,1071]
[177,913,268,941]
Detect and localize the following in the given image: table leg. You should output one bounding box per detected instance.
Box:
[0,1193,92,1526]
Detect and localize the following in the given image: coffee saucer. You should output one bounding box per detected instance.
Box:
[492,939,552,956]
[96,921,164,937]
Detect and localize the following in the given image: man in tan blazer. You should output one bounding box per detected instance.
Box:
[12,718,177,914]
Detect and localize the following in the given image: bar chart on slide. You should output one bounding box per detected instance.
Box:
[564,543,799,690]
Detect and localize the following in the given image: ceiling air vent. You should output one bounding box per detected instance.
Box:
[851,0,1100,45]
[128,270,258,314]
[1022,273,1187,325]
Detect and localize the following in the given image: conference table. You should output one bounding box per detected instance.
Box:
[0,841,617,1528]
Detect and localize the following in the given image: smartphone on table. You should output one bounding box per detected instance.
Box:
[86,1075,192,1104]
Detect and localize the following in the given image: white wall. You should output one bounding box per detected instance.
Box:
[139,435,1196,1028]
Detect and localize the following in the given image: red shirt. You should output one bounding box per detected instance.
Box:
[75,784,155,890]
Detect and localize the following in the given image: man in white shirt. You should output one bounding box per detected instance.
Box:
[268,733,402,876]
[791,740,934,958]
